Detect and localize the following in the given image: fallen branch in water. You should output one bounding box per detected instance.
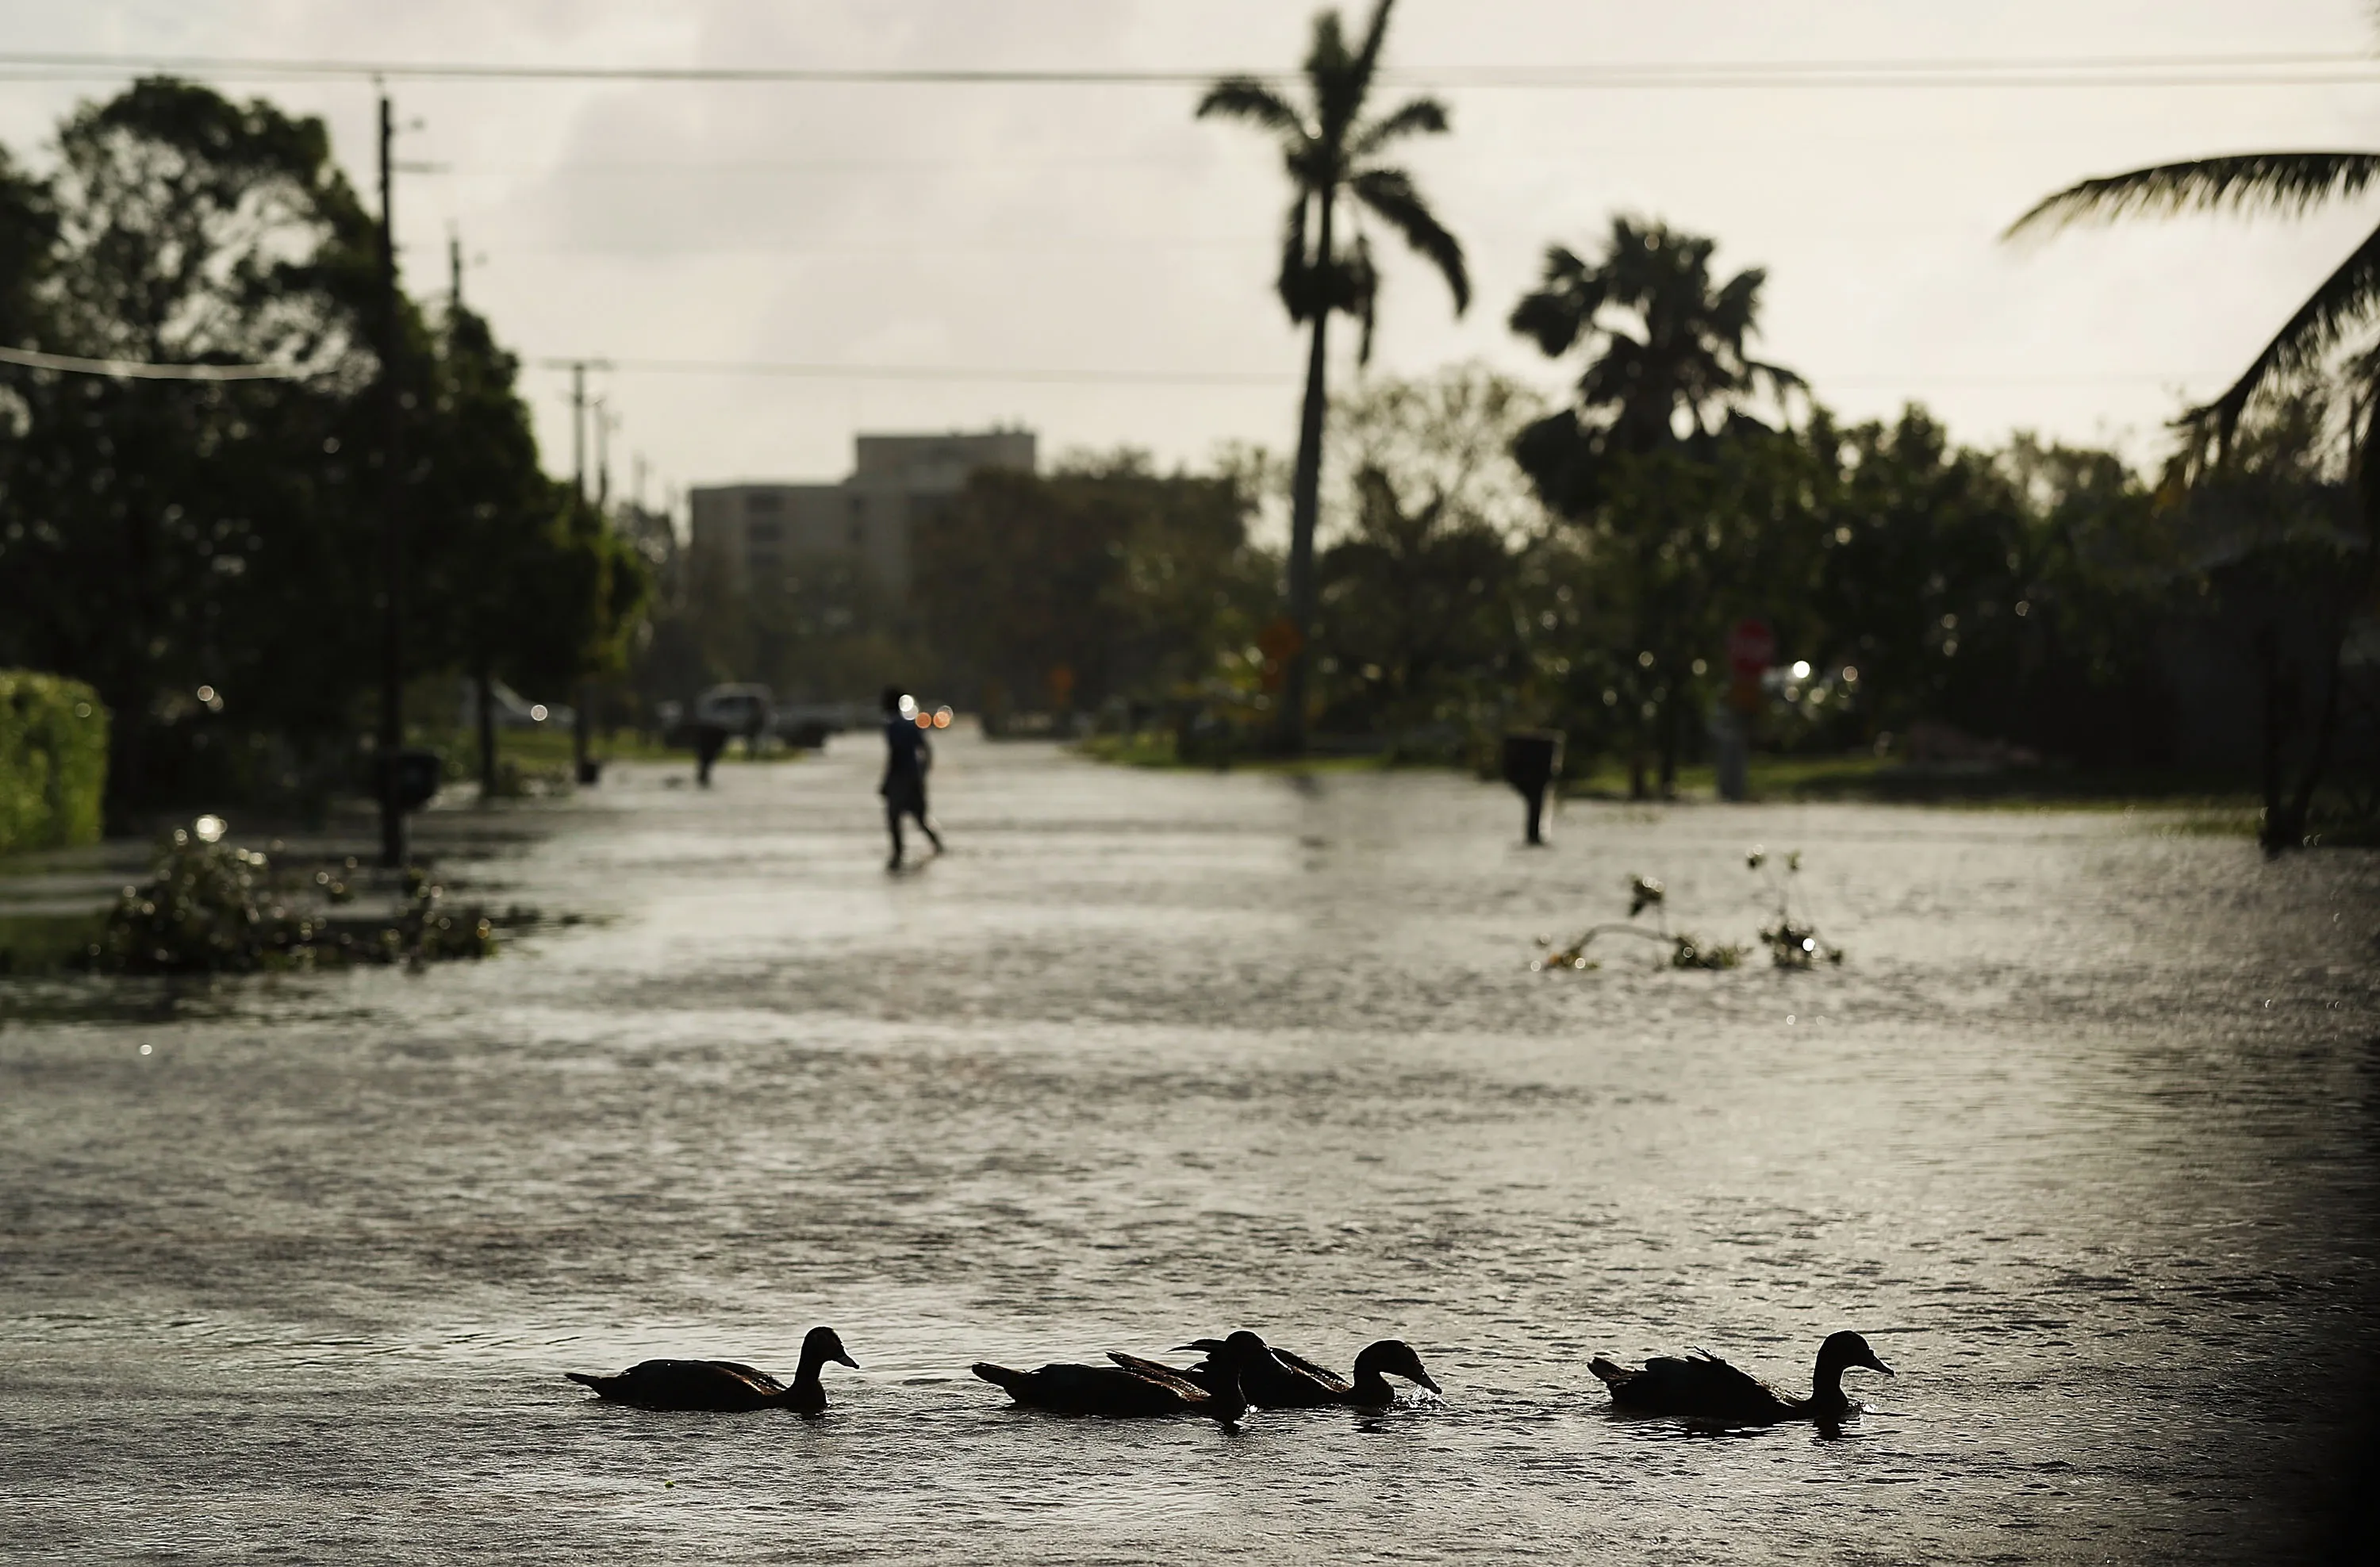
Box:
[1534,875,1745,971]
[1534,854,1842,974]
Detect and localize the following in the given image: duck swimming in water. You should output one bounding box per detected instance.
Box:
[972,1330,1270,1421]
[566,1325,859,1413]
[1148,1336,1441,1409]
[1588,1330,1892,1424]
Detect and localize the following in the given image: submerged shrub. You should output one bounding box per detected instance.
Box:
[86,824,501,974]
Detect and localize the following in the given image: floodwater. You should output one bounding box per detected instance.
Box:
[2,728,2374,1564]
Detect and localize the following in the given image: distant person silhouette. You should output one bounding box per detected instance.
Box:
[693,720,728,787]
[880,685,943,870]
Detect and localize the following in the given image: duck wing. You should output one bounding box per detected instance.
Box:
[973,1361,1198,1417]
[1269,1344,1353,1394]
[1107,1351,1223,1396]
[570,1358,781,1411]
[1599,1351,1797,1422]
[704,1360,788,1393]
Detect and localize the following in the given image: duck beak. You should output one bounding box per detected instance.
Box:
[836,1350,860,1369]
[1413,1369,1442,1394]
[1863,1354,1894,1377]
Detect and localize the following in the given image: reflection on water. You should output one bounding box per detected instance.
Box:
[2,730,2374,1562]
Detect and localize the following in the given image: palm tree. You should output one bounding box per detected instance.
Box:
[1510,216,1800,464]
[1197,0,1468,752]
[2010,156,2380,850]
[1508,217,1798,797]
[2007,154,2380,447]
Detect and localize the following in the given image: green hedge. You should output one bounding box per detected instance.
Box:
[0,671,108,854]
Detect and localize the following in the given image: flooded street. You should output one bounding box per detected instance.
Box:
[3,728,2375,1563]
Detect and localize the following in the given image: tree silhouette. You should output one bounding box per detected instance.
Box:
[1509,215,1799,508]
[1508,217,1798,796]
[1197,0,1467,751]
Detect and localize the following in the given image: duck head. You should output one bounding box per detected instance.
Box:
[1817,1331,1892,1379]
[1353,1338,1441,1394]
[803,1325,861,1371]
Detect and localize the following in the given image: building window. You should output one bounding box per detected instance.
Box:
[746,492,782,515]
[747,520,781,543]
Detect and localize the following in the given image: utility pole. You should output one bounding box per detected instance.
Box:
[570,362,588,501]
[375,88,409,869]
[569,368,597,782]
[545,359,611,784]
[594,397,615,509]
[449,230,463,313]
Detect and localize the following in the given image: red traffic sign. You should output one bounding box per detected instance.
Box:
[1726,618,1775,675]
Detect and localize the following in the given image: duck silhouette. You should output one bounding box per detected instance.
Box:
[566,1325,859,1413]
[972,1330,1270,1421]
[1588,1330,1892,1424]
[1142,1335,1441,1409]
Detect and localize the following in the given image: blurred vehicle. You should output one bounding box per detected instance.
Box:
[693,683,773,740]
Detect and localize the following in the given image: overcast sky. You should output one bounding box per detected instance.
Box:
[6,1,2380,512]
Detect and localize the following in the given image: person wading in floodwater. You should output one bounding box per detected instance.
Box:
[881,686,944,870]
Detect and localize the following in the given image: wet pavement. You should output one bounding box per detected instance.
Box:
[2,727,2375,1563]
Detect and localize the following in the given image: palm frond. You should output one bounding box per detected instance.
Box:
[2190,216,2380,444]
[1354,0,1400,82]
[1196,77,1306,140]
[1349,95,1449,159]
[1349,167,1468,313]
[2006,152,2380,239]
[1508,247,1599,356]
[1276,193,1316,323]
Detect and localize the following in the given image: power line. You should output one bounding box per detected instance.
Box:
[537,356,2221,390]
[539,357,1292,386]
[2,49,2378,90]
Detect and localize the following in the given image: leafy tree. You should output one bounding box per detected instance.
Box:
[1315,366,1545,748]
[1196,0,1468,751]
[913,456,1266,718]
[2167,386,2378,843]
[0,78,382,814]
[409,300,633,793]
[0,78,647,822]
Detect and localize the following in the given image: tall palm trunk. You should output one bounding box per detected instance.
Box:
[1280,193,1336,756]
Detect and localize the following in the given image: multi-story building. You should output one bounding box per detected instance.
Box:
[688,428,1036,603]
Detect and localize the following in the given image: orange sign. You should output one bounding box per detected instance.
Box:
[1256,616,1303,665]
